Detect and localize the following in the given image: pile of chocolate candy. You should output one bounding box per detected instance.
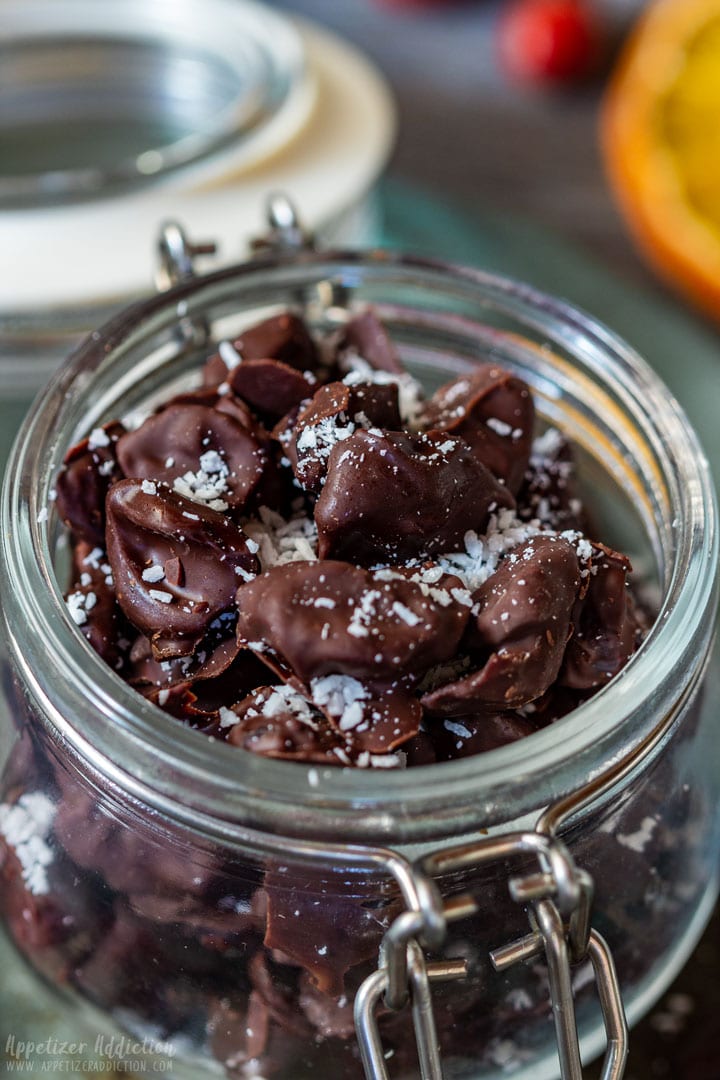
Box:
[56,309,642,768]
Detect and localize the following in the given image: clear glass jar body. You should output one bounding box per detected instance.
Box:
[0,252,717,1079]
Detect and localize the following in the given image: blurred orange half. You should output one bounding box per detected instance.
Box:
[602,0,720,320]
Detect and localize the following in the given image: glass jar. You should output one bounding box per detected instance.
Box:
[0,239,717,1080]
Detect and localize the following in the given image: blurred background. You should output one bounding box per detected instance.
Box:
[4,0,720,467]
[281,0,648,277]
[2,0,720,1076]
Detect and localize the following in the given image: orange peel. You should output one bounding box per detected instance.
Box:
[602,0,720,320]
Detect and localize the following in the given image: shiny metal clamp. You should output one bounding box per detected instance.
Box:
[355,819,628,1080]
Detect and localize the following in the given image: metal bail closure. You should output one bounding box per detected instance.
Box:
[251,192,314,254]
[355,942,468,1080]
[155,221,218,347]
[152,194,312,351]
[355,829,628,1080]
[355,871,476,1080]
[491,908,628,1080]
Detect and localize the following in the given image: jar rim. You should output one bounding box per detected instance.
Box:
[2,248,717,844]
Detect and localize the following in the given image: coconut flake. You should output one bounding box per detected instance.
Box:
[244,506,319,569]
[310,674,369,732]
[88,427,111,450]
[219,706,240,729]
[173,449,230,511]
[218,340,242,369]
[149,589,173,604]
[142,565,165,583]
[0,792,56,895]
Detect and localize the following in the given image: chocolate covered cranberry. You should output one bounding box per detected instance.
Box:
[55,421,125,545]
[235,559,469,683]
[229,359,316,424]
[290,381,401,493]
[226,686,352,764]
[421,367,534,494]
[65,541,130,671]
[203,313,320,386]
[423,534,583,713]
[116,403,272,514]
[106,479,258,658]
[315,430,515,563]
[561,542,639,689]
[337,309,404,374]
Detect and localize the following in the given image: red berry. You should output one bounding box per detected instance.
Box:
[498,0,603,85]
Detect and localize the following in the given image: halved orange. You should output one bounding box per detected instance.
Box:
[602,0,720,320]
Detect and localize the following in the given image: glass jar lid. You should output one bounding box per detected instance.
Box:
[0,10,394,397]
[0,0,310,207]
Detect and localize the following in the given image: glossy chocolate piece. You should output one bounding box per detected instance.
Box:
[116,403,271,514]
[263,869,398,996]
[55,420,125,545]
[226,686,352,764]
[427,711,541,760]
[421,367,534,495]
[162,385,266,436]
[203,313,320,386]
[127,620,240,688]
[338,309,404,374]
[229,359,315,423]
[561,542,639,689]
[423,535,582,712]
[65,541,130,672]
[235,560,469,683]
[106,479,258,658]
[517,428,587,532]
[315,430,516,563]
[291,381,401,493]
[312,678,422,755]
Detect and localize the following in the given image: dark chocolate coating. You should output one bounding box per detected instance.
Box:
[106,479,258,658]
[517,429,587,531]
[203,313,320,386]
[315,430,515,563]
[427,711,541,760]
[421,367,534,494]
[161,385,267,436]
[55,421,125,545]
[235,560,469,683]
[291,381,401,493]
[116,403,271,514]
[229,359,315,423]
[423,534,582,712]
[226,687,351,764]
[66,541,130,672]
[337,309,404,374]
[561,542,639,689]
[262,870,399,997]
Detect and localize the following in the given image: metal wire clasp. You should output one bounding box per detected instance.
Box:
[250,192,314,254]
[155,221,217,292]
[355,822,628,1080]
[153,194,313,348]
